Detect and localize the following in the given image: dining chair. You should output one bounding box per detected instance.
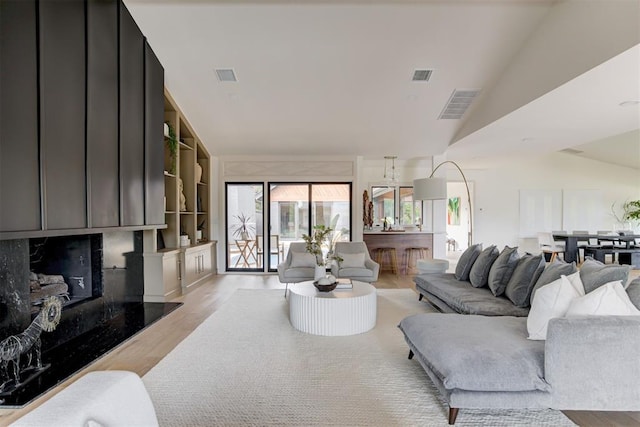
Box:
[256,235,285,268]
[537,232,565,263]
[572,230,591,264]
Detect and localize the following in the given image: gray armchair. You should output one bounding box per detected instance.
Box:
[330,241,379,283]
[277,242,316,297]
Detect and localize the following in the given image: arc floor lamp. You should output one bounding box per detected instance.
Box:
[413,160,473,247]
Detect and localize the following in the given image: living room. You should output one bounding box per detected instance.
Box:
[1,0,639,425]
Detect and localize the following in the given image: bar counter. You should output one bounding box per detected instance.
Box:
[363,230,433,274]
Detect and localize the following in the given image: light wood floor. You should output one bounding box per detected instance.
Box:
[1,271,639,426]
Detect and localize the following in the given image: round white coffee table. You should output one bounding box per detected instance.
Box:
[288,281,377,336]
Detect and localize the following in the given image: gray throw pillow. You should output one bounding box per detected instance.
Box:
[487,246,520,296]
[530,258,577,299]
[626,278,640,310]
[469,245,499,288]
[504,254,546,308]
[454,243,482,281]
[579,257,631,293]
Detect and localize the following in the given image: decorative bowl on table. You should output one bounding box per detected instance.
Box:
[313,277,338,292]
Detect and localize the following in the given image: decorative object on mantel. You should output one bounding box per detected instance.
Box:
[414,160,473,247]
[363,190,373,230]
[0,296,62,398]
[195,162,203,183]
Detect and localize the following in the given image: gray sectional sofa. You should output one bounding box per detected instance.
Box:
[400,243,640,424]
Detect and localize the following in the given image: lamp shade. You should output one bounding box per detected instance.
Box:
[413,177,447,200]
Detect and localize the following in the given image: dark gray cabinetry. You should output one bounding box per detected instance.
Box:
[145,42,165,226]
[87,0,120,228]
[0,0,41,232]
[0,0,165,238]
[39,0,87,230]
[119,4,145,226]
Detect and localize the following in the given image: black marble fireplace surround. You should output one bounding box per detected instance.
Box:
[0,231,180,407]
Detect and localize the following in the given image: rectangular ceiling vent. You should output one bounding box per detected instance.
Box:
[412,69,433,82]
[215,69,237,82]
[438,89,480,119]
[560,148,584,155]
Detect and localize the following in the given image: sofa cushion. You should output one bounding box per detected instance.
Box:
[290,252,316,268]
[627,278,640,309]
[504,254,546,308]
[414,273,529,316]
[487,246,520,296]
[399,314,549,392]
[566,281,640,317]
[469,245,499,288]
[527,272,585,340]
[337,252,365,268]
[531,258,578,299]
[454,243,482,281]
[579,257,630,293]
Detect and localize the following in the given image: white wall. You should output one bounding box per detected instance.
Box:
[464,152,640,252]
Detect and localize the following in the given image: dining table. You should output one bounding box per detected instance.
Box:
[552,232,640,263]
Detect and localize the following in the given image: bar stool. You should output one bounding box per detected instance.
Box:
[374,247,398,275]
[404,247,430,274]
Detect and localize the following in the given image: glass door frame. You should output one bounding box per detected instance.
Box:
[225,182,264,272]
[266,182,353,273]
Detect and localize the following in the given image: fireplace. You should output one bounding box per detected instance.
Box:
[0,231,179,406]
[29,234,103,312]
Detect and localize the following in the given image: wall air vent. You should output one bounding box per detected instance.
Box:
[559,148,584,155]
[412,69,433,81]
[215,69,237,82]
[438,89,480,119]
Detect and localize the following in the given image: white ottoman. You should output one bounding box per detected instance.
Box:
[417,258,449,274]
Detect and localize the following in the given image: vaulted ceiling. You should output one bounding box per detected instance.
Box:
[126,0,640,169]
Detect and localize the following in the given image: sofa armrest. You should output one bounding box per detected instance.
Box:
[11,371,158,426]
[365,258,380,278]
[545,316,640,410]
[330,261,340,277]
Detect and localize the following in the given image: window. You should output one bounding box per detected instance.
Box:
[371,185,423,226]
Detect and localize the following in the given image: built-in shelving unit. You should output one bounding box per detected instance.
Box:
[144,89,215,302]
[162,90,211,250]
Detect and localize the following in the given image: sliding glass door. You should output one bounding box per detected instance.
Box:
[225,183,264,271]
[269,183,351,271]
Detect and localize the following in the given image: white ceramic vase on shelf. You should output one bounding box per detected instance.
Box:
[195,162,203,183]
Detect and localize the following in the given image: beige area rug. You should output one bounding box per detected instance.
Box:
[143,289,575,426]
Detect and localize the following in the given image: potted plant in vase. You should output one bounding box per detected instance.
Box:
[230,213,255,241]
[165,123,178,175]
[302,225,334,281]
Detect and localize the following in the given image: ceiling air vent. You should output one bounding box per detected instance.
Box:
[560,148,584,155]
[438,89,480,119]
[412,69,433,82]
[215,69,237,82]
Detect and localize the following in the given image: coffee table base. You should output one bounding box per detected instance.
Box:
[288,281,377,336]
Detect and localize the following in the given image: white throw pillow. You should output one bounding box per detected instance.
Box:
[338,252,366,269]
[290,252,316,268]
[565,280,640,317]
[527,272,585,340]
